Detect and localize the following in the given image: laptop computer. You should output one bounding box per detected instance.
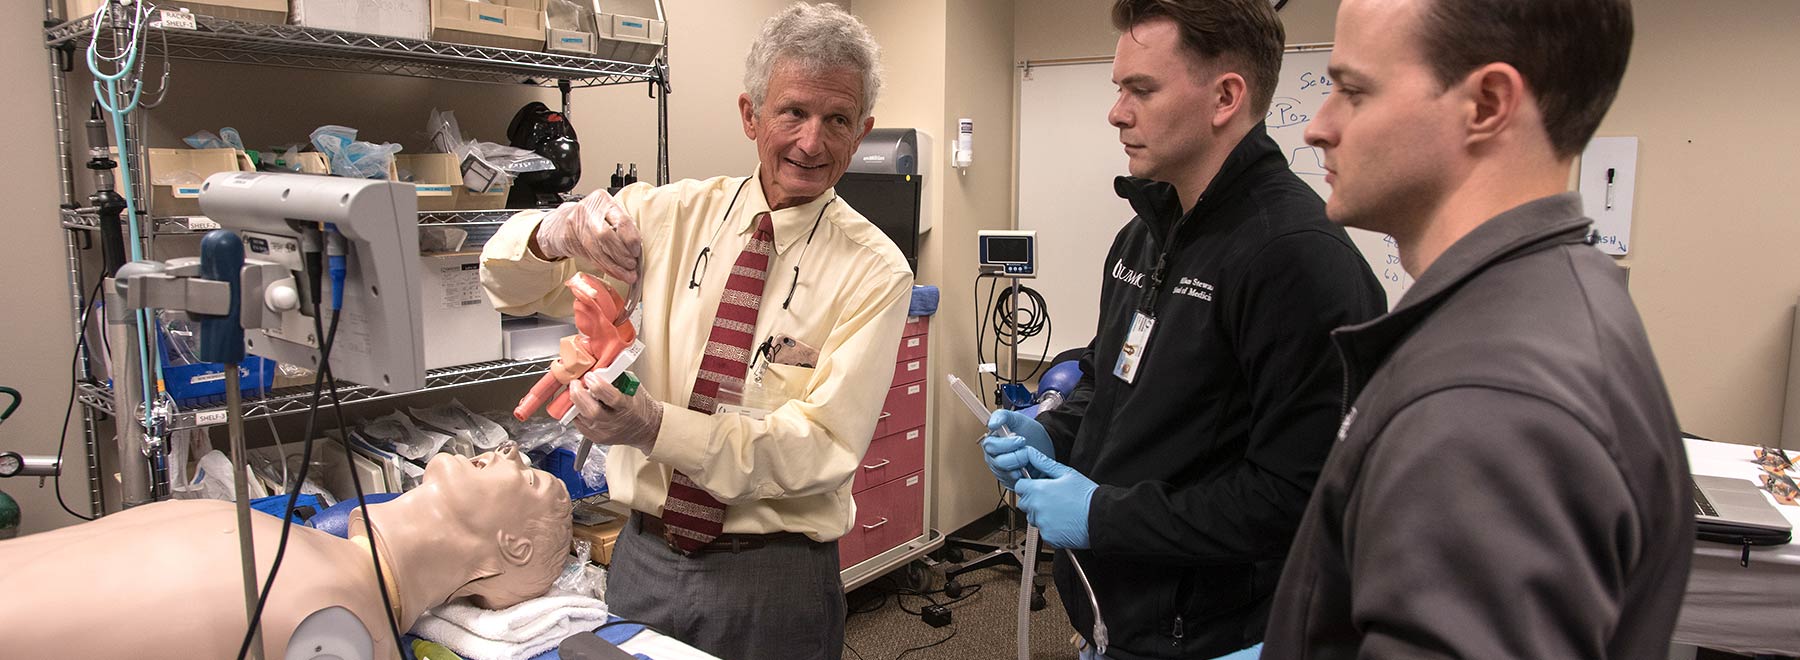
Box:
[1693,475,1793,545]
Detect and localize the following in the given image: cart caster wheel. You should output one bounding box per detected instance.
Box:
[944,580,964,599]
[943,547,965,563]
[1031,591,1048,611]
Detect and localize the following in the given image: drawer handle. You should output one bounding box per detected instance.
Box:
[862,458,890,470]
[862,517,889,531]
[877,411,892,421]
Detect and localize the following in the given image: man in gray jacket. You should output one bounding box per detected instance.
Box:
[1261,0,1692,658]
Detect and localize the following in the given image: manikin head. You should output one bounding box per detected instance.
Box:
[416,443,572,608]
[1107,0,1285,192]
[1304,0,1633,238]
[739,2,882,210]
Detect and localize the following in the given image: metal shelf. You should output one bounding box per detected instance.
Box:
[79,357,552,431]
[62,208,520,234]
[45,11,666,88]
[46,1,668,508]
[418,210,524,226]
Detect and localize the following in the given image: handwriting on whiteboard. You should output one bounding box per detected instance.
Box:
[1266,54,1413,307]
[1590,231,1628,253]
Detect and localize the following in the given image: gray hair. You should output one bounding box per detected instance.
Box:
[743,2,884,121]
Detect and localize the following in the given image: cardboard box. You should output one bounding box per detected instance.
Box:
[291,0,430,40]
[114,148,250,217]
[571,500,630,565]
[419,252,503,369]
[457,178,510,210]
[395,153,460,211]
[289,151,330,175]
[69,0,288,24]
[431,0,547,52]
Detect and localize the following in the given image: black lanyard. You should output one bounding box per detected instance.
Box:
[687,176,832,311]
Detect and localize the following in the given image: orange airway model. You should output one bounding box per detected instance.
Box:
[513,272,640,423]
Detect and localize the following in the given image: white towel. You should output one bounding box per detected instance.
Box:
[411,595,610,660]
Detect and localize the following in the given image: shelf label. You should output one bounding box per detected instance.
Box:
[186,217,221,230]
[194,410,228,426]
[158,10,197,30]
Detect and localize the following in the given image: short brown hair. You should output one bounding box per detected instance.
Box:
[1111,0,1286,117]
[1415,0,1633,157]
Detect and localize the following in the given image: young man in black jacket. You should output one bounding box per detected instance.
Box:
[980,1,1384,658]
[1260,1,1690,658]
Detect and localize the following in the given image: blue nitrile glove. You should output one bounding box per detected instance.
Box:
[980,409,1054,488]
[1011,448,1098,549]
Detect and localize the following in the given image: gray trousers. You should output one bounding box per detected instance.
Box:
[607,512,846,660]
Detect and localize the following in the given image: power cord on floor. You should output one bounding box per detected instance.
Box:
[893,622,958,660]
[847,568,985,617]
[845,565,984,660]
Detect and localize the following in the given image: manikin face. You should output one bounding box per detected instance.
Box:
[425,443,571,608]
[1304,0,1465,236]
[424,443,569,528]
[740,60,875,210]
[1109,18,1220,187]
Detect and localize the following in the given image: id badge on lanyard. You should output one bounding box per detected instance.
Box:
[1113,311,1155,384]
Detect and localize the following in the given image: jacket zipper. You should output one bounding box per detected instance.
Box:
[1171,572,1193,647]
[1335,340,1355,421]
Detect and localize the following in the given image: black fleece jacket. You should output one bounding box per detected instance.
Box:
[1037,125,1384,660]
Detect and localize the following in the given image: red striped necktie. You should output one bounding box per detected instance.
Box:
[661,212,774,554]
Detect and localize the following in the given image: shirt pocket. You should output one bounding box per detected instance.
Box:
[746,363,815,411]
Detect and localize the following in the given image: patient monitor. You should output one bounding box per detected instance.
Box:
[199,172,426,392]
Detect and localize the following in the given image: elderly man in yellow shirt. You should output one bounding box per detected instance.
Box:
[480,4,908,659]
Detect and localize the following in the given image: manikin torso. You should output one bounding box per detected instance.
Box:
[0,445,569,660]
[0,499,398,660]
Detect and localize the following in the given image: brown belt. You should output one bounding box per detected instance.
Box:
[635,512,814,554]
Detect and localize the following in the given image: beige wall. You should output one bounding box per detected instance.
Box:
[855,0,1019,534]
[933,0,1017,533]
[1608,2,1800,446]
[1,0,807,534]
[1015,0,1800,446]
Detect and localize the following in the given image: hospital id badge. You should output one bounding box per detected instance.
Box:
[1113,311,1154,384]
[714,384,772,421]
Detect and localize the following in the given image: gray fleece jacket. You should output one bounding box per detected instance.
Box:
[1262,193,1692,659]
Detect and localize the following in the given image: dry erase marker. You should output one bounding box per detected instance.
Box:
[1605,168,1616,211]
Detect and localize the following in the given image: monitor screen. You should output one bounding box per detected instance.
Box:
[985,237,1030,264]
[833,172,920,273]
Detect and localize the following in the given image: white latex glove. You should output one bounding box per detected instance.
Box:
[531,189,643,283]
[568,371,663,453]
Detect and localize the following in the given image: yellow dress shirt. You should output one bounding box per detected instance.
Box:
[481,172,912,541]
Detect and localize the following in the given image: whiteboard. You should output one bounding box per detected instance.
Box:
[1016,46,1409,358]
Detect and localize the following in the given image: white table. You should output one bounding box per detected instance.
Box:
[1678,437,1800,655]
